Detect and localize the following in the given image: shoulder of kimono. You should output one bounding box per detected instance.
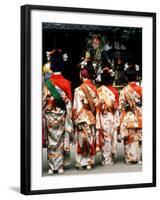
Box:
[97,85,106,93]
[97,85,104,91]
[75,87,85,98]
[119,87,125,95]
[75,86,82,92]
[108,86,119,97]
[58,78,71,90]
[133,85,142,96]
[63,78,71,86]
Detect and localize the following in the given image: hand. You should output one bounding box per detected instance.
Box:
[96,147,100,153]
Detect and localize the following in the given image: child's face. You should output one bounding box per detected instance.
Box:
[92,38,100,49]
[117,58,122,65]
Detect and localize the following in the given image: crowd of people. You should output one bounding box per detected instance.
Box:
[42,46,142,175]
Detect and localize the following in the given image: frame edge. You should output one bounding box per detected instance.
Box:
[20,5,31,195]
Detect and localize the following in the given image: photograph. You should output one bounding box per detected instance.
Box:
[42,23,143,176]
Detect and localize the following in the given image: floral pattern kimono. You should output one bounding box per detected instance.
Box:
[43,78,73,173]
[96,85,119,165]
[119,82,142,164]
[73,80,98,168]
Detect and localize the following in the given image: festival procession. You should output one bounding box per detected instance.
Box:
[42,31,142,175]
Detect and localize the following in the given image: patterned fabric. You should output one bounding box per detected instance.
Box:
[119,82,142,164]
[96,85,119,165]
[124,129,142,164]
[50,73,72,101]
[43,78,73,172]
[73,80,98,167]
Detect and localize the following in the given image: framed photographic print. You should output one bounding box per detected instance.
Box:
[21,4,156,195]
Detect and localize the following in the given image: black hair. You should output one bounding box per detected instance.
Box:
[125,67,138,82]
[50,50,64,72]
[85,60,97,80]
[127,57,136,66]
[101,71,114,85]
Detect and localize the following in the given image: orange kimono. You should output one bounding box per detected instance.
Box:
[119,82,142,164]
[73,80,98,168]
[96,85,119,165]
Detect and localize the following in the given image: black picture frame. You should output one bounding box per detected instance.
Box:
[21,4,156,195]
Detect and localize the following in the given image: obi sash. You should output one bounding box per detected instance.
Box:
[45,79,66,110]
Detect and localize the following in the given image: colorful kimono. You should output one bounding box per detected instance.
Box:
[119,82,142,164]
[96,85,119,165]
[73,80,98,168]
[43,74,73,172]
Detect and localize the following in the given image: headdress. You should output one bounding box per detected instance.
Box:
[78,58,97,80]
[46,49,68,72]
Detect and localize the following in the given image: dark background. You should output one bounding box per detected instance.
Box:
[42,23,142,92]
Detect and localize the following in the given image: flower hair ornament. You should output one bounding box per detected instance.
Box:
[46,49,68,62]
[78,57,97,80]
[101,67,115,77]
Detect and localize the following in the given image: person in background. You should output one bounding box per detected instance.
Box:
[113,57,127,86]
[73,59,99,170]
[43,49,73,174]
[87,34,103,83]
[118,67,142,165]
[96,68,119,165]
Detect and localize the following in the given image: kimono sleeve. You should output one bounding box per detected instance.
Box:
[119,89,126,112]
[72,89,82,125]
[42,84,49,108]
[62,93,73,151]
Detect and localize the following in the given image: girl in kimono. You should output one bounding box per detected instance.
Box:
[73,59,98,170]
[96,69,119,165]
[118,67,142,165]
[43,49,73,174]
